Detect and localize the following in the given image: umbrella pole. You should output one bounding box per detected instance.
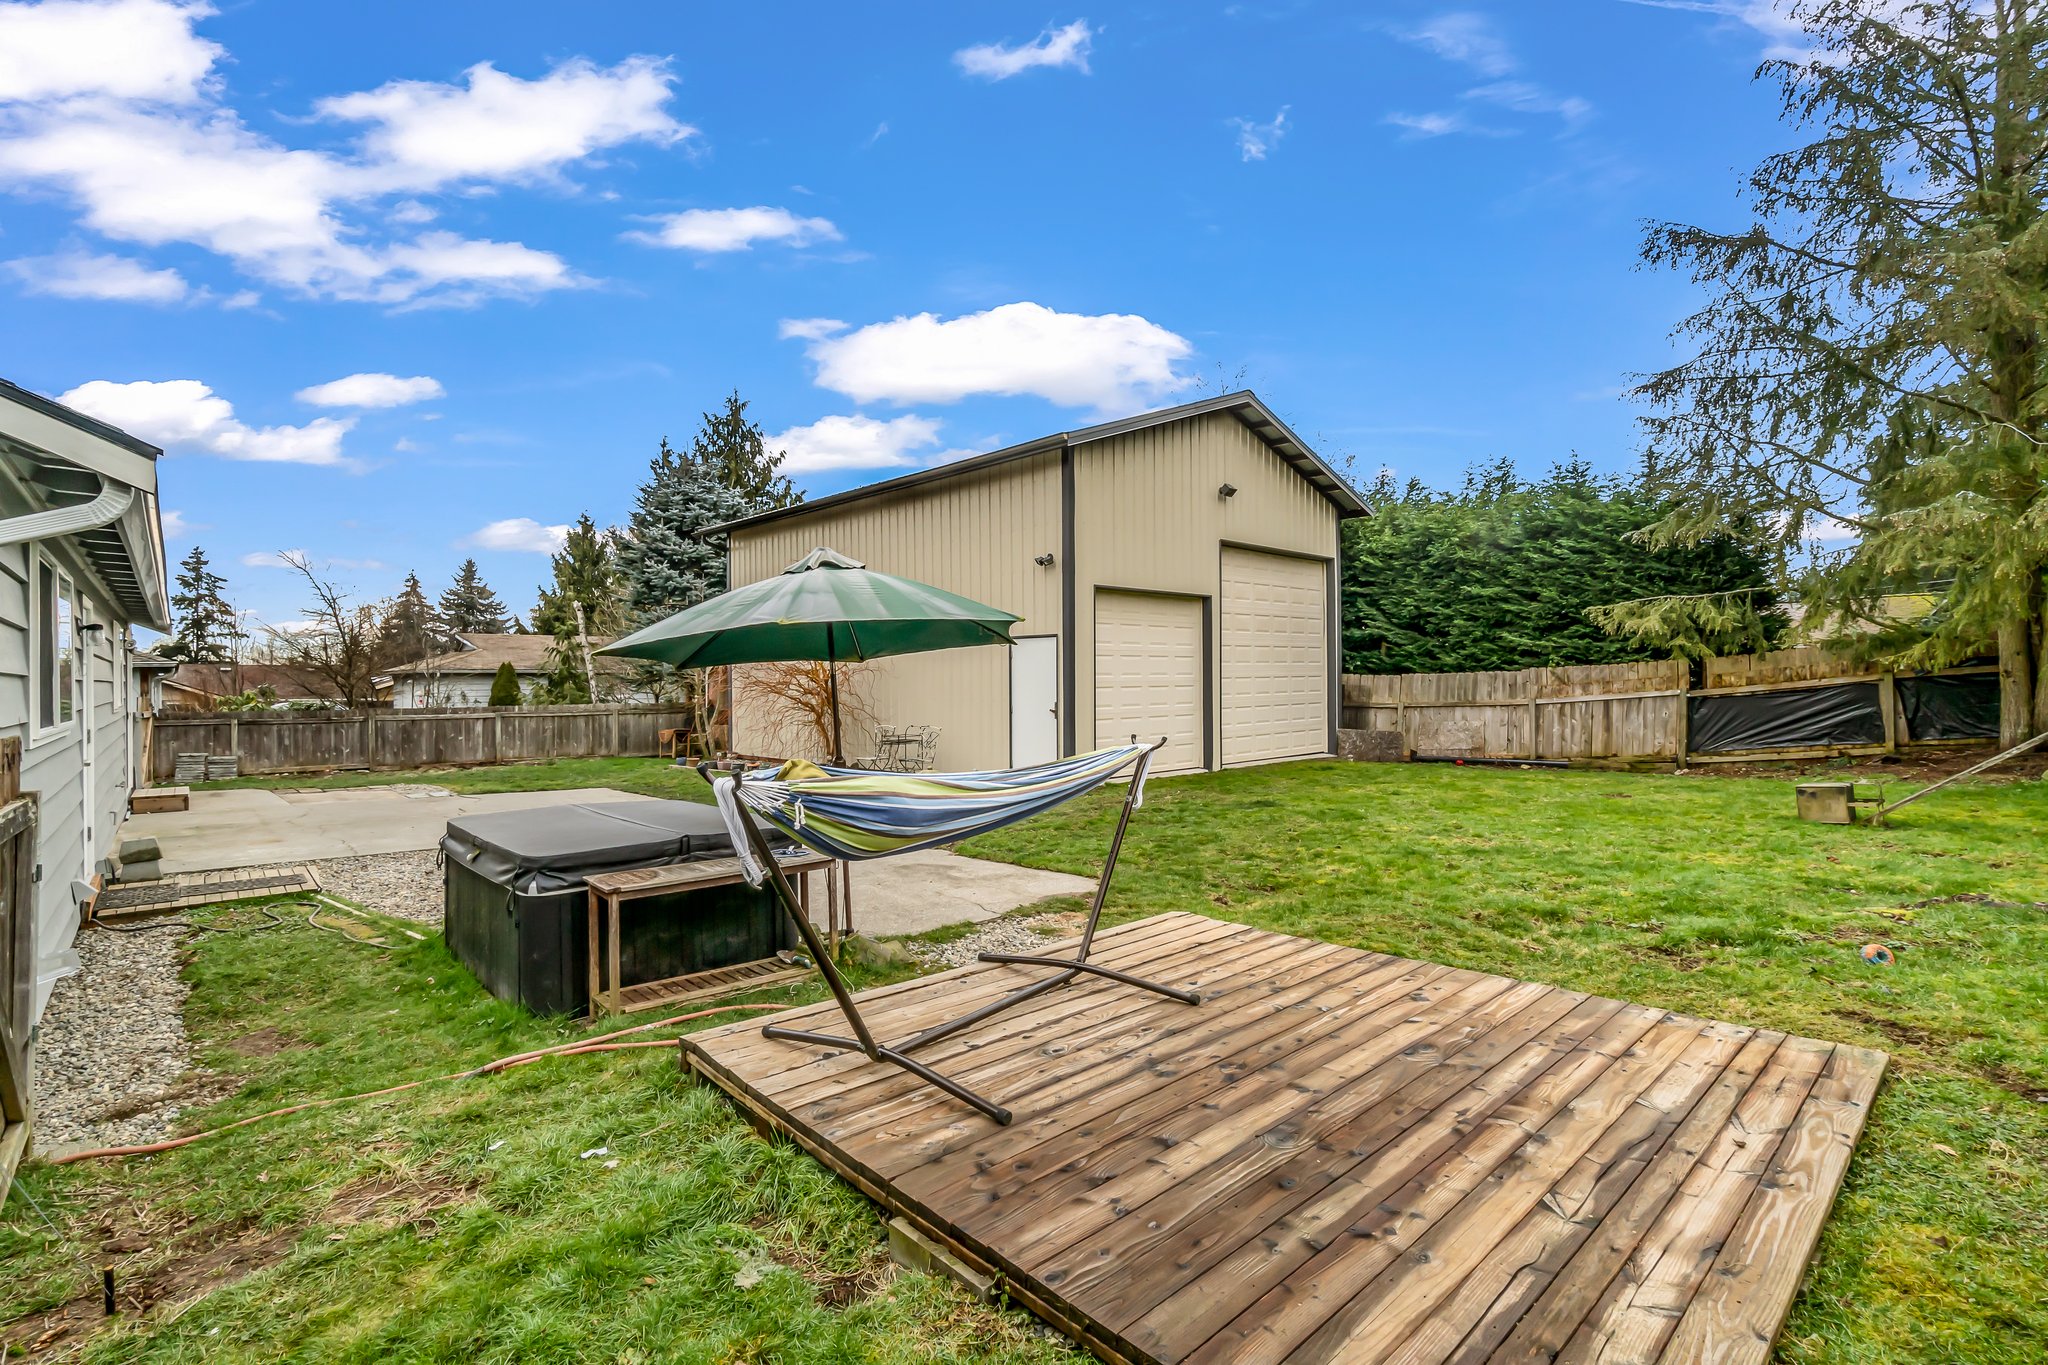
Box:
[826,650,844,762]
[825,633,852,953]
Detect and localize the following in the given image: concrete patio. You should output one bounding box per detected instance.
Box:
[118,785,1094,936]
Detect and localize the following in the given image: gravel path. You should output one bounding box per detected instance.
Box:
[311,850,443,925]
[902,910,1086,969]
[31,922,226,1152]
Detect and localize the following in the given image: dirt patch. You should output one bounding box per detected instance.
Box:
[2,1221,300,1359]
[1688,746,2047,784]
[745,1214,895,1308]
[1834,1007,1951,1053]
[1978,1065,2048,1104]
[325,1171,480,1236]
[1,1171,482,1359]
[223,1026,307,1058]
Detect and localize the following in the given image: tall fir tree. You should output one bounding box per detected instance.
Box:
[531,514,624,702]
[1616,0,2048,741]
[162,545,238,661]
[378,572,445,665]
[438,558,510,634]
[689,392,799,510]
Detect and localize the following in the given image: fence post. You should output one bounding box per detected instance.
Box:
[1674,658,1691,765]
[360,713,374,770]
[492,710,503,764]
[610,705,622,757]
[1879,671,1899,753]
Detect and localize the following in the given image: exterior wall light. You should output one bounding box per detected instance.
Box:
[1218,483,1239,499]
[1034,553,1056,567]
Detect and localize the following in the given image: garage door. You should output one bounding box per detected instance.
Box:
[1094,590,1204,774]
[1221,548,1328,765]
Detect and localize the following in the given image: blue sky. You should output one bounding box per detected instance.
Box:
[0,0,1803,633]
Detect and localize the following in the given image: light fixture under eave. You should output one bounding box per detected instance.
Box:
[1034,553,1056,567]
[1218,483,1238,499]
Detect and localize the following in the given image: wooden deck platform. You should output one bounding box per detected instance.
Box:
[684,912,1886,1365]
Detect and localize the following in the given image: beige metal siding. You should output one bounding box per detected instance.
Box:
[1072,411,1338,769]
[727,451,1061,770]
[1220,548,1328,764]
[1093,590,1203,774]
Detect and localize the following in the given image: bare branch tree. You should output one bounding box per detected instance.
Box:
[261,552,389,708]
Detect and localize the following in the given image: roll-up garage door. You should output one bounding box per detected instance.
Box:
[1094,590,1204,774]
[1220,548,1328,765]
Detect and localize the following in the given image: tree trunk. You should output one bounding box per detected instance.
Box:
[1998,614,2036,744]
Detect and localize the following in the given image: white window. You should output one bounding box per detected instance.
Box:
[35,554,76,736]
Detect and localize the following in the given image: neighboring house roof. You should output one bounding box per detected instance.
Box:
[0,376,170,630]
[130,649,179,673]
[706,390,1370,538]
[163,661,340,701]
[384,632,621,677]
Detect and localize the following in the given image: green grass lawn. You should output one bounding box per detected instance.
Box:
[195,754,720,803]
[7,758,2046,1363]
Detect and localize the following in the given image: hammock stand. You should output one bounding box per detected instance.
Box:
[700,739,1199,1125]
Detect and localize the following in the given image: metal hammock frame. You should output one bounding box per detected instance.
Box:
[699,737,1198,1125]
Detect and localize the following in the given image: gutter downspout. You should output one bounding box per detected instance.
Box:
[0,477,134,547]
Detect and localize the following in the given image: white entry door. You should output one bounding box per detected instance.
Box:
[1010,636,1060,767]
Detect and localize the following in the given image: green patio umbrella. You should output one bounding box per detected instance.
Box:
[597,547,1020,761]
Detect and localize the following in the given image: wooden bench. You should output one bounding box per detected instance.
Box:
[584,850,836,1018]
[129,786,190,814]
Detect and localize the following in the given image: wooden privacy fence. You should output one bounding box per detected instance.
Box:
[1341,647,2001,764]
[144,703,696,782]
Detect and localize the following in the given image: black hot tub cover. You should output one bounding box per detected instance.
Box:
[441,800,740,895]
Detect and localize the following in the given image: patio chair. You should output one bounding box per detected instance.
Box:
[701,739,1196,1125]
[899,725,941,772]
[848,724,905,771]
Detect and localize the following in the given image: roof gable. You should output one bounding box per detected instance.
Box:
[708,391,1368,537]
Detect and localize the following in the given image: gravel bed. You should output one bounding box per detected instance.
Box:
[31,921,226,1152]
[902,910,1086,969]
[311,850,444,925]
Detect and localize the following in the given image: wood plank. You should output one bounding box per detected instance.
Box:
[1654,1044,1886,1365]
[1174,1009,1699,1365]
[1414,1030,1787,1365]
[680,915,1886,1365]
[1126,1000,1665,1363]
[1545,1037,1833,1365]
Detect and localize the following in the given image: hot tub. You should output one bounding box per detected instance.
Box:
[441,799,791,1015]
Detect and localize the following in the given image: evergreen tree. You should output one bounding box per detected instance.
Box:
[378,572,445,665]
[1617,0,2048,742]
[531,514,624,702]
[689,391,799,510]
[162,545,238,661]
[488,661,520,707]
[1342,458,1785,673]
[438,558,510,634]
[614,437,750,623]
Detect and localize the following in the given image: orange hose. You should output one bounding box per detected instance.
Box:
[50,1003,787,1165]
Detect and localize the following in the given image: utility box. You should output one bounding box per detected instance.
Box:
[1795,782,1859,825]
[441,800,790,1016]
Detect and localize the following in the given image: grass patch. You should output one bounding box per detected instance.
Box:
[7,758,2046,1362]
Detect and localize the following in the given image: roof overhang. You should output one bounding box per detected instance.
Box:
[0,379,169,630]
[704,390,1370,539]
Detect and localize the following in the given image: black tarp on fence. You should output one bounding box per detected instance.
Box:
[1898,674,2001,741]
[1687,681,1886,753]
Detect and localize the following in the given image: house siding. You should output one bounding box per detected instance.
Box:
[728,450,1062,770]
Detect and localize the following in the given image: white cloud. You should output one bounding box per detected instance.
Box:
[393,437,423,453]
[790,301,1194,413]
[1230,107,1289,162]
[1617,0,1813,60]
[0,8,685,307]
[1465,80,1591,124]
[295,372,445,408]
[242,548,385,571]
[0,0,222,104]
[468,517,568,553]
[778,316,847,341]
[314,56,688,190]
[954,20,1094,80]
[1399,12,1516,75]
[5,248,188,301]
[159,507,198,537]
[769,414,943,474]
[628,206,842,253]
[59,378,356,466]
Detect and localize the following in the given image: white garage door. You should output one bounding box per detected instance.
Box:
[1221,548,1328,765]
[1095,590,1204,774]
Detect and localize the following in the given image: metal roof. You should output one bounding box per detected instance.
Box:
[705,391,1370,537]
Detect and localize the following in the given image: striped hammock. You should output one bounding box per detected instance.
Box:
[712,744,1153,884]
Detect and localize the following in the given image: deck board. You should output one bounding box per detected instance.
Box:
[683,912,1884,1365]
